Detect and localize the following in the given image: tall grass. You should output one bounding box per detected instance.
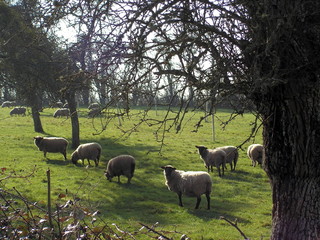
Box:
[0,107,271,239]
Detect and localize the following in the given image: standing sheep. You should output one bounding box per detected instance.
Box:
[161,165,212,209]
[216,146,239,171]
[195,145,226,177]
[10,107,26,116]
[104,155,135,183]
[53,108,70,118]
[34,136,68,160]
[247,144,264,167]
[88,103,100,110]
[71,142,102,167]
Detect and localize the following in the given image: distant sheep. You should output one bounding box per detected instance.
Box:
[63,103,69,108]
[88,103,100,110]
[161,165,212,209]
[247,144,264,167]
[71,142,102,167]
[34,136,68,160]
[196,145,226,177]
[53,108,70,118]
[216,146,239,171]
[88,108,101,118]
[104,155,135,183]
[10,107,26,116]
[1,101,15,108]
[50,101,63,108]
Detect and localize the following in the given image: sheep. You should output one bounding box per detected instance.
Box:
[10,107,26,116]
[161,165,212,209]
[71,142,102,167]
[104,155,135,183]
[63,103,69,108]
[216,146,239,171]
[247,144,264,167]
[1,101,15,108]
[34,136,68,160]
[88,108,101,118]
[53,108,70,118]
[50,101,63,108]
[195,145,226,177]
[88,103,100,110]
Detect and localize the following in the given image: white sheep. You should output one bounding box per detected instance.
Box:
[10,107,26,116]
[195,145,226,177]
[216,146,239,171]
[71,142,102,167]
[88,103,100,110]
[247,144,264,167]
[104,155,135,183]
[1,101,15,108]
[161,165,212,209]
[34,136,68,160]
[88,108,101,118]
[53,108,70,118]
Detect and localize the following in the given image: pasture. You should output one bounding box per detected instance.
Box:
[0,107,271,239]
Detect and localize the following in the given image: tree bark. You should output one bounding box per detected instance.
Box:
[261,81,320,239]
[66,92,80,149]
[31,106,44,133]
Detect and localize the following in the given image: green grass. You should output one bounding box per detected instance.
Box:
[0,107,271,239]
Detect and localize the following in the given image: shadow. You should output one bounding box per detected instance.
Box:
[45,159,71,166]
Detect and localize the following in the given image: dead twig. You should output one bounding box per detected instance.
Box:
[220,216,249,240]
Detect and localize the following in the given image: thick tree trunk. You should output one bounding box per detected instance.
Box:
[31,106,44,133]
[261,81,320,239]
[66,92,80,149]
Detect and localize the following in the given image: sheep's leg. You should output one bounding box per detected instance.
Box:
[177,193,183,207]
[63,152,67,160]
[117,176,121,183]
[87,159,91,166]
[195,197,201,209]
[205,193,211,210]
[127,177,131,184]
[222,164,225,176]
[217,167,221,177]
[43,151,47,158]
[230,163,233,171]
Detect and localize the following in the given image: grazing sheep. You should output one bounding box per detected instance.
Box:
[34,136,68,160]
[53,108,70,118]
[71,142,102,167]
[88,108,101,118]
[247,144,264,167]
[104,155,135,183]
[88,103,100,110]
[216,146,239,171]
[196,145,226,177]
[161,165,212,209]
[10,107,26,116]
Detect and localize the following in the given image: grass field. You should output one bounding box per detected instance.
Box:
[0,107,271,239]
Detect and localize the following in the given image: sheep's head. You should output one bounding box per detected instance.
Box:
[33,136,44,147]
[104,171,113,181]
[195,145,207,155]
[161,165,176,177]
[71,151,79,164]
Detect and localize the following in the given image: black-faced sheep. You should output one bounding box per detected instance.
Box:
[247,144,264,167]
[71,142,102,167]
[34,136,68,160]
[10,107,26,116]
[216,146,239,171]
[53,108,70,118]
[161,165,212,209]
[104,155,135,183]
[195,145,226,177]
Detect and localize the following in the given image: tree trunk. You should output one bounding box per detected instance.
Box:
[261,81,320,239]
[31,106,44,133]
[66,92,80,149]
